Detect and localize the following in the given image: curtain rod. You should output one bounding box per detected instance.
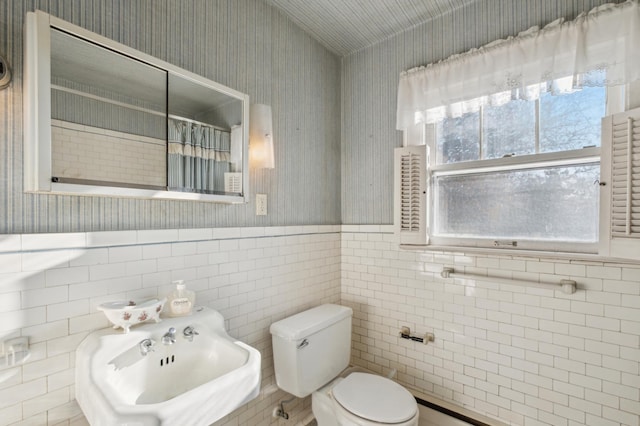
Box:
[168,114,230,132]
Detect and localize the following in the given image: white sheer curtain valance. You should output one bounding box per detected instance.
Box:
[396,0,640,129]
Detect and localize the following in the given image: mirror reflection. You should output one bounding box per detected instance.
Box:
[167,74,243,195]
[48,27,245,197]
[51,29,167,189]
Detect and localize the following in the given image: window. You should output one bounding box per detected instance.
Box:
[395,1,640,257]
[427,81,607,252]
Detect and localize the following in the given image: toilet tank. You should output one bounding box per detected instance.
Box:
[270,304,352,398]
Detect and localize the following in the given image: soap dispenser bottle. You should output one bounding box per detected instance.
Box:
[166,280,195,317]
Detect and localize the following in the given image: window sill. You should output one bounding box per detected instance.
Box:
[399,244,640,265]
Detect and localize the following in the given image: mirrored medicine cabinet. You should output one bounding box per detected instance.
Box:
[24,10,249,203]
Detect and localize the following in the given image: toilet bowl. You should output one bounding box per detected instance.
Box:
[269,304,419,426]
[312,372,419,426]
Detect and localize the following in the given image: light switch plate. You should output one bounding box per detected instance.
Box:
[256,194,267,216]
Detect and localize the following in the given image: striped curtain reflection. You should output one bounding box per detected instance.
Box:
[167,118,231,192]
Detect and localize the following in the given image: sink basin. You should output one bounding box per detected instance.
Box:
[76,306,261,425]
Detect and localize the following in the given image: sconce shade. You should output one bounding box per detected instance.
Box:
[249,104,275,169]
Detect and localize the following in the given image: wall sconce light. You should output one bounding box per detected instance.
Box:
[249,104,275,169]
[0,55,11,89]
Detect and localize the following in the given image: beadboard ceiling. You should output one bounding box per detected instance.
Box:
[265,0,477,56]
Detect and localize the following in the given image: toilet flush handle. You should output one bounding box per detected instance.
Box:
[297,339,309,349]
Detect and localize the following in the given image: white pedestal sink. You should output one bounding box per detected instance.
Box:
[76,306,261,425]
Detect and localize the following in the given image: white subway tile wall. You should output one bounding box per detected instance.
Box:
[342,227,640,426]
[0,226,340,425]
[2,225,639,425]
[51,120,166,187]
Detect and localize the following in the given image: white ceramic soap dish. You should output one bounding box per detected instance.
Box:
[98,298,166,333]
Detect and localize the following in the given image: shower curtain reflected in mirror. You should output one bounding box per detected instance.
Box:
[168,118,231,192]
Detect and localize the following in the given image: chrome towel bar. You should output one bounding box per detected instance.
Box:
[440,267,577,295]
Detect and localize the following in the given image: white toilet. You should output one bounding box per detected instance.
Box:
[270,304,419,426]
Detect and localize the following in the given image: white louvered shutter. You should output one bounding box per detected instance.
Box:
[394,146,428,245]
[600,107,640,260]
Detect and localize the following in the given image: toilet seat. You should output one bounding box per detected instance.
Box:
[332,373,417,424]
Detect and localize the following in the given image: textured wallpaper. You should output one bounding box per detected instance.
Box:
[340,0,625,225]
[0,0,341,233]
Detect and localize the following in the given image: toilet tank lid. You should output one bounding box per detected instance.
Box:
[270,304,352,340]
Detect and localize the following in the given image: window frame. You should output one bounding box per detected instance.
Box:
[417,85,625,253]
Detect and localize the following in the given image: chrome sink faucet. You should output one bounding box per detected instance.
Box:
[162,327,177,345]
[139,338,155,356]
[183,326,199,342]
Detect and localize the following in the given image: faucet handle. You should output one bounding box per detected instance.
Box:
[162,327,177,345]
[183,326,199,341]
[139,338,156,356]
